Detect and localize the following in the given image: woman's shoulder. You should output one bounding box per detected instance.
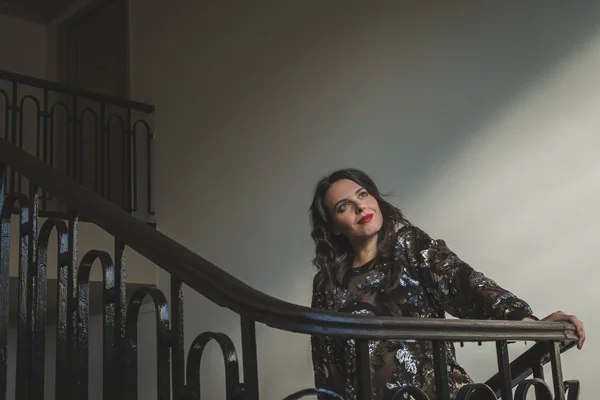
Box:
[393,224,435,259]
[395,224,428,243]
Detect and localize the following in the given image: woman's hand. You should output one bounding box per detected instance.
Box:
[523,311,585,350]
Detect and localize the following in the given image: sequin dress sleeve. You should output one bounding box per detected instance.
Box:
[310,273,346,398]
[410,227,536,321]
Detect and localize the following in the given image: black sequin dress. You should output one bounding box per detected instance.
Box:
[310,226,535,399]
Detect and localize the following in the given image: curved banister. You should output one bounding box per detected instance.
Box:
[0,138,578,343]
[0,69,155,113]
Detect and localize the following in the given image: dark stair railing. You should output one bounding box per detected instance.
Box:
[0,138,580,400]
[0,69,155,217]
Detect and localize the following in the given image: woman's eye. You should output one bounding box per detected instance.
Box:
[338,203,348,212]
[359,191,368,198]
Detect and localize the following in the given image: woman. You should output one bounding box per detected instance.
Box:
[309,168,585,400]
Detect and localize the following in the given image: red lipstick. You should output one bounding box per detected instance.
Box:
[358,214,373,224]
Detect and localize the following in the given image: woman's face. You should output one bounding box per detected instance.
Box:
[325,179,383,242]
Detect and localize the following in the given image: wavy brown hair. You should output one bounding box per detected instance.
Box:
[309,168,412,291]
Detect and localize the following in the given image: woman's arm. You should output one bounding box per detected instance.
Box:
[310,274,346,398]
[524,311,585,349]
[406,227,586,349]
[407,227,536,321]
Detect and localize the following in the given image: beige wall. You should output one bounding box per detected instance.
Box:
[0,14,46,77]
[127,1,599,399]
[45,0,92,82]
[0,14,47,174]
[33,0,600,398]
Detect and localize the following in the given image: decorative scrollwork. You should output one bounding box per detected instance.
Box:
[75,249,117,400]
[564,380,580,400]
[125,286,171,400]
[456,383,496,399]
[514,378,553,400]
[282,388,344,400]
[35,218,69,399]
[185,331,241,400]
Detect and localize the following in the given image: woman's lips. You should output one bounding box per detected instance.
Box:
[358,214,373,224]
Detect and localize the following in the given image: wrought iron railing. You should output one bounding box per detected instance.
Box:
[0,139,580,399]
[0,70,155,217]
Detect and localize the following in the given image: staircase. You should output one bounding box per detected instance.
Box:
[0,72,581,400]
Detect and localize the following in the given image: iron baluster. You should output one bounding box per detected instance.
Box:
[0,165,7,400]
[114,239,127,400]
[432,340,450,400]
[549,341,565,400]
[495,340,512,400]
[185,332,241,400]
[54,217,72,400]
[66,212,79,400]
[241,316,259,400]
[355,339,372,400]
[170,276,185,400]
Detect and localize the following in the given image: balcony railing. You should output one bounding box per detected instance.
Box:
[0,69,155,217]
[0,138,580,399]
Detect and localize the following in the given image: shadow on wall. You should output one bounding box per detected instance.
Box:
[143,1,600,185]
[125,1,600,399]
[157,0,600,298]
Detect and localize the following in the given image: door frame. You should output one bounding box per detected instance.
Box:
[55,0,130,97]
[53,0,131,209]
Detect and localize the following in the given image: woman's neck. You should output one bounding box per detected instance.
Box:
[351,235,378,268]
